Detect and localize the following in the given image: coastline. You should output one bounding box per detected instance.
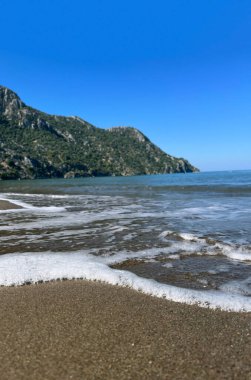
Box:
[0,280,250,380]
[0,199,22,210]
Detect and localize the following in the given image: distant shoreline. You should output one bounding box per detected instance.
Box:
[0,199,22,210]
[0,170,199,182]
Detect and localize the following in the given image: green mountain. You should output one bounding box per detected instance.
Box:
[0,85,198,180]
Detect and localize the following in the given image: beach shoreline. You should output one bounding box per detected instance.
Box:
[0,199,22,210]
[0,280,250,380]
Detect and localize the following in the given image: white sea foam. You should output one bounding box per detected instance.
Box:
[2,193,120,200]
[168,254,180,260]
[0,251,250,312]
[215,243,251,262]
[158,230,174,238]
[179,232,201,241]
[159,230,251,262]
[220,277,251,296]
[162,262,173,268]
[1,190,250,312]
[123,233,137,241]
[3,193,71,199]
[1,199,250,264]
[0,207,165,232]
[102,248,170,265]
[0,196,66,213]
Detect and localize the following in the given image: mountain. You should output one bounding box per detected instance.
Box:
[0,85,198,180]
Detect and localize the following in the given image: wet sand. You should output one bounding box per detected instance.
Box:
[0,281,250,379]
[0,200,22,210]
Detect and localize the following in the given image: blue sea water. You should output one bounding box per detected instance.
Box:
[0,170,251,311]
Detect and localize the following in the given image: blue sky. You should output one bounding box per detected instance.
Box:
[1,0,251,171]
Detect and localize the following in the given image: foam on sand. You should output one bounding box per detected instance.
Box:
[0,205,66,214]
[0,195,66,213]
[0,199,23,210]
[0,251,250,312]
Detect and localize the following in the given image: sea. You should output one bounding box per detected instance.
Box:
[0,170,251,312]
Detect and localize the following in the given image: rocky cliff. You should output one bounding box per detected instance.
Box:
[0,85,198,179]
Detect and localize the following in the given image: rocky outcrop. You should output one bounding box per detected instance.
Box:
[0,85,199,180]
[0,87,24,118]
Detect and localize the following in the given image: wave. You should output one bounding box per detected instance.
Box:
[159,230,251,262]
[0,251,250,312]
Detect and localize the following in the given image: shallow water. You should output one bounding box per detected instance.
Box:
[0,171,251,311]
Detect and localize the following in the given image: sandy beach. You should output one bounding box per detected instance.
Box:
[0,280,250,380]
[0,200,22,210]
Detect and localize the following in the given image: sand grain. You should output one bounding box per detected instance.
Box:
[0,280,250,380]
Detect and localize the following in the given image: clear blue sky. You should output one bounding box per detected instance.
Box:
[1,0,251,171]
